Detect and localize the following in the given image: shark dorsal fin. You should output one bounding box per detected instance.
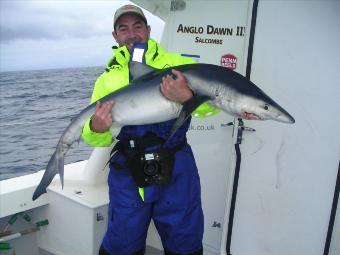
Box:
[129,43,161,80]
[129,61,158,81]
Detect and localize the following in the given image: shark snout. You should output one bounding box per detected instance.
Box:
[276,112,295,124]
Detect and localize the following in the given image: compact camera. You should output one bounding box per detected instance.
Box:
[141,152,162,182]
[138,149,174,185]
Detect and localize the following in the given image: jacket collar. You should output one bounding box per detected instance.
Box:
[106,38,163,69]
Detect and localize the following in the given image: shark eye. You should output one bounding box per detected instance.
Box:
[264,104,269,110]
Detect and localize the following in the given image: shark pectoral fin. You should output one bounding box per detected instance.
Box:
[168,95,211,139]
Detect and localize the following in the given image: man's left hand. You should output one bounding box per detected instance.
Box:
[160,69,193,104]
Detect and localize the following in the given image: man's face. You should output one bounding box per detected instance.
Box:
[113,14,150,51]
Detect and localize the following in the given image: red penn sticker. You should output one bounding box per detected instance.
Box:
[221,54,237,70]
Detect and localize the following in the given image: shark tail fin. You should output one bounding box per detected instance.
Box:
[32,147,65,201]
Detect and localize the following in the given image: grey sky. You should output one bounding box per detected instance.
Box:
[0,0,164,71]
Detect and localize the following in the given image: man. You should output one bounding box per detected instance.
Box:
[82,4,217,255]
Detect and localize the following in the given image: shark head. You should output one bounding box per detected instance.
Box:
[216,82,296,124]
[230,93,295,123]
[191,64,295,124]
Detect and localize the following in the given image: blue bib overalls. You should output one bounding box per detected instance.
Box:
[101,119,204,254]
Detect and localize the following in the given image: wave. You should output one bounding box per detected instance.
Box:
[0,66,99,181]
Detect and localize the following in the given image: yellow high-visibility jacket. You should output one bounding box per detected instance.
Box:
[82,38,219,146]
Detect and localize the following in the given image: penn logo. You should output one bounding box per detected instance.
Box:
[221,54,237,70]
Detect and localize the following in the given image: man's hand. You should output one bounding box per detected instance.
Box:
[90,101,114,133]
[160,69,193,103]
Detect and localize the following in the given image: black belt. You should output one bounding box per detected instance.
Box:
[109,132,187,171]
[111,132,187,157]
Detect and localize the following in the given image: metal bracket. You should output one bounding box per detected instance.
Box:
[222,119,256,145]
[212,221,221,228]
[171,0,186,11]
[96,213,104,222]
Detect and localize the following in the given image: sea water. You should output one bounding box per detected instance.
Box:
[0,66,104,181]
